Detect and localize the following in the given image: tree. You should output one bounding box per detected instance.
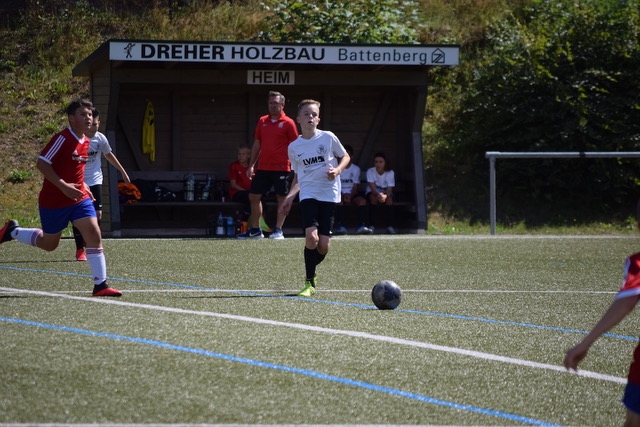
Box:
[256,0,422,43]
[426,0,640,225]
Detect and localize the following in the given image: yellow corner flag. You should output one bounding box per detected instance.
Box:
[142,100,156,161]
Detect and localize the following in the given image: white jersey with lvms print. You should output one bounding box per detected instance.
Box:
[288,130,347,203]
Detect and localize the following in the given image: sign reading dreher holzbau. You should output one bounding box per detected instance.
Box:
[109,41,459,66]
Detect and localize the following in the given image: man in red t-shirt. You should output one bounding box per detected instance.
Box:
[238,91,299,240]
[0,99,121,297]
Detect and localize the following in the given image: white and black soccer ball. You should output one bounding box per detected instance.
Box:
[371,280,402,310]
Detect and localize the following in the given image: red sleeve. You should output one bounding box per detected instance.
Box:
[616,253,640,299]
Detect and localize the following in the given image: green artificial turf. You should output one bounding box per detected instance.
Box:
[1,235,638,425]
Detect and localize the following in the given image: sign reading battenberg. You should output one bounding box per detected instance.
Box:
[109,41,459,66]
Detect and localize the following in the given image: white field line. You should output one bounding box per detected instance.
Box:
[104,234,639,240]
[0,286,625,385]
[1,289,617,294]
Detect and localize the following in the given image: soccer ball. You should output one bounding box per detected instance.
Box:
[371,280,402,310]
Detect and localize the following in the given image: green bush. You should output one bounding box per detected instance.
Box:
[7,169,31,184]
[257,0,422,43]
[426,0,640,225]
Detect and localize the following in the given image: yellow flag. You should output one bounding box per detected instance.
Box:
[142,100,156,161]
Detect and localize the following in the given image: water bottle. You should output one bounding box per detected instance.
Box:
[183,173,195,201]
[215,212,224,236]
[201,176,212,201]
[226,216,234,236]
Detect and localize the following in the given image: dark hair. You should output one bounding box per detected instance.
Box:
[92,107,100,119]
[66,98,93,116]
[268,91,285,104]
[373,152,391,171]
[344,144,354,155]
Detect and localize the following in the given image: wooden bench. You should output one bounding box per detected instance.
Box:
[119,170,416,233]
[120,171,281,231]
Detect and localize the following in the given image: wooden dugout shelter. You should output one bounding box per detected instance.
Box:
[73,39,459,236]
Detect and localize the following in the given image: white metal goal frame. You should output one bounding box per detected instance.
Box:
[485,151,640,235]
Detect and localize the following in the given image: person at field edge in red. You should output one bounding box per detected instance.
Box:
[564,199,640,426]
[237,91,299,240]
[228,144,253,220]
[0,98,122,297]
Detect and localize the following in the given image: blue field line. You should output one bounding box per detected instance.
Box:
[0,316,562,427]
[1,264,637,342]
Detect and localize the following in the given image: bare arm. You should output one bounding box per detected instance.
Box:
[104,152,130,183]
[280,173,299,216]
[327,152,350,180]
[247,139,261,178]
[564,295,639,370]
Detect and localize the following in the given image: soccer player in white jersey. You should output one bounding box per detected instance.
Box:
[366,152,397,234]
[280,99,350,297]
[72,108,130,261]
[334,145,372,235]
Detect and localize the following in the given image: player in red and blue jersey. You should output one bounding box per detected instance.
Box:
[0,99,121,297]
[564,203,640,425]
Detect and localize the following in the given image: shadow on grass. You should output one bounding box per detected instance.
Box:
[1,259,79,264]
[183,292,299,299]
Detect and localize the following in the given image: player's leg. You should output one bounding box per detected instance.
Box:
[624,409,640,427]
[384,194,396,234]
[238,171,267,239]
[353,194,372,234]
[298,199,320,297]
[269,194,286,239]
[1,205,67,251]
[316,201,334,259]
[90,185,102,222]
[72,226,86,260]
[71,199,121,297]
[237,192,263,238]
[1,220,61,251]
[334,198,347,235]
[270,172,292,239]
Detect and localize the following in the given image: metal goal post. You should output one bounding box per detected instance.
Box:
[485,151,640,235]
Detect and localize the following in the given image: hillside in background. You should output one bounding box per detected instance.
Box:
[1,0,638,232]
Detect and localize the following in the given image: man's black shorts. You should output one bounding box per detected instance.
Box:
[250,170,292,196]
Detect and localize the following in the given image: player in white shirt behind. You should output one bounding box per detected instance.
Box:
[366,152,396,234]
[334,145,372,235]
[280,99,350,297]
[72,108,130,261]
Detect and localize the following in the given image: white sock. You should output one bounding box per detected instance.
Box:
[12,228,42,247]
[86,247,107,285]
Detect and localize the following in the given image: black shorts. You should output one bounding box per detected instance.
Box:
[89,184,102,211]
[299,199,336,236]
[250,170,292,196]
